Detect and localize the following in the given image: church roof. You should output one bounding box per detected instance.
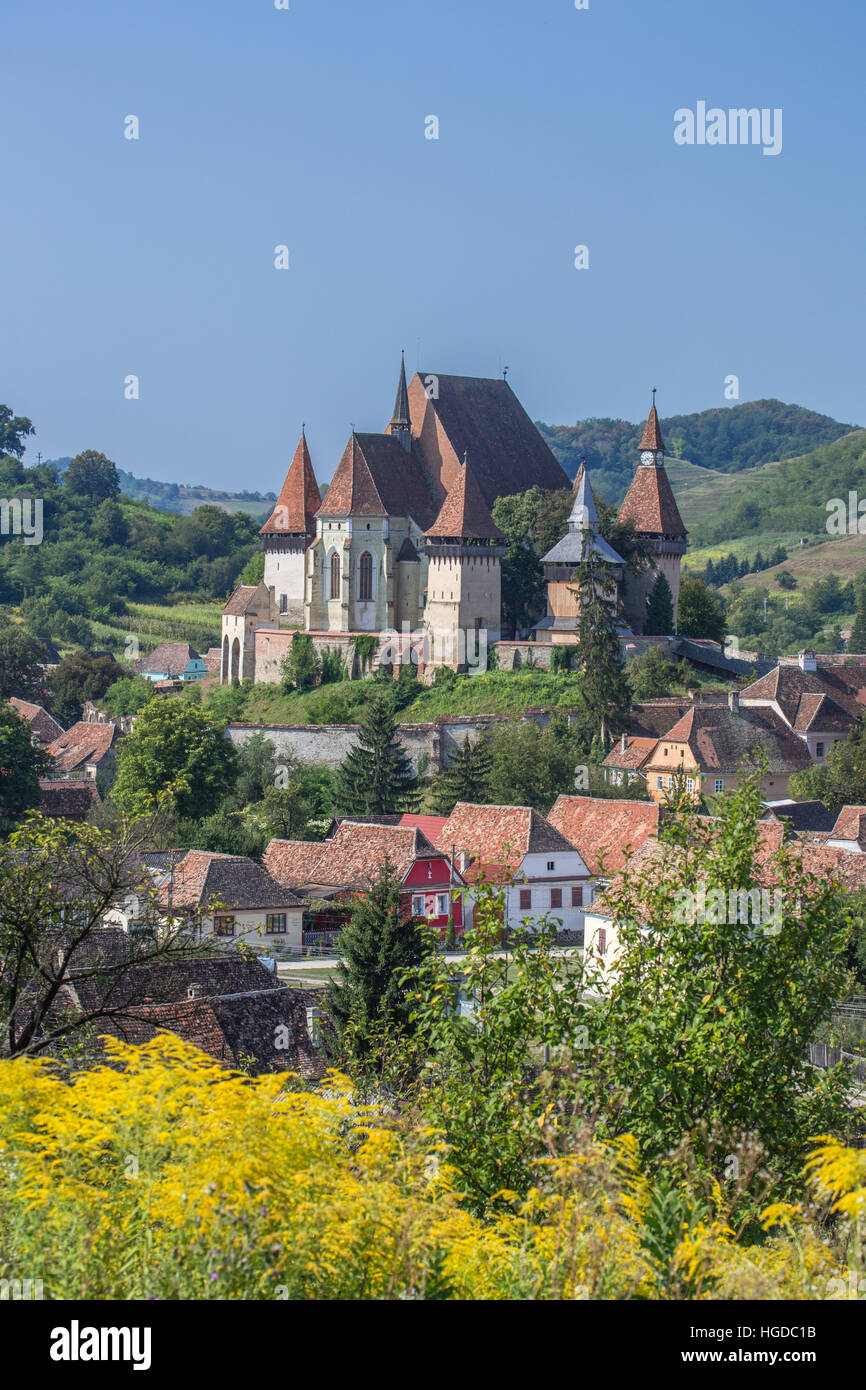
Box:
[260,432,322,536]
[408,372,569,507]
[541,461,624,566]
[617,463,686,538]
[390,353,411,429]
[639,401,666,452]
[425,458,505,540]
[317,433,436,527]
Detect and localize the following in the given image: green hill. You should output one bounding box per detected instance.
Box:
[538,400,855,509]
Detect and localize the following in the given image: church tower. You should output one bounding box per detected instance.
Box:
[260,430,322,625]
[387,352,412,453]
[423,456,505,671]
[535,460,625,644]
[617,393,687,634]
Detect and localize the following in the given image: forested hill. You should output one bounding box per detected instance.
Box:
[45,458,275,517]
[537,400,856,508]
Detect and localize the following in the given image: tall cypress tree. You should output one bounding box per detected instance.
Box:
[645,572,674,635]
[431,736,491,814]
[325,861,431,1073]
[570,529,630,738]
[336,690,418,814]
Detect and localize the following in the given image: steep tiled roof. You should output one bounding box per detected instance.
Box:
[602,737,658,772]
[434,803,580,875]
[639,402,666,452]
[134,642,201,677]
[546,796,664,876]
[9,697,64,743]
[407,372,569,507]
[399,813,450,841]
[222,583,269,617]
[390,354,411,429]
[318,433,436,527]
[263,839,328,890]
[47,721,120,774]
[617,463,686,538]
[829,805,866,844]
[158,852,303,912]
[651,706,811,775]
[301,821,449,890]
[741,664,863,726]
[38,778,99,818]
[260,432,322,536]
[629,700,699,739]
[425,459,505,540]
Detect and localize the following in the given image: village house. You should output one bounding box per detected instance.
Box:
[156,850,305,951]
[739,650,862,760]
[47,720,123,780]
[546,795,664,887]
[642,693,811,803]
[37,779,99,820]
[134,641,207,683]
[601,734,658,789]
[432,802,591,938]
[8,696,64,746]
[264,820,466,941]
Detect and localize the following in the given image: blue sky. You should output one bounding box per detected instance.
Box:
[3,0,864,492]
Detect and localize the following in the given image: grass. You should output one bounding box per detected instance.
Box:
[666,456,782,531]
[721,531,866,594]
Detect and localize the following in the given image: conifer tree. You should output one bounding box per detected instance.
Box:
[569,530,630,737]
[335,690,418,814]
[325,861,431,1074]
[850,591,866,654]
[644,572,674,635]
[431,736,491,814]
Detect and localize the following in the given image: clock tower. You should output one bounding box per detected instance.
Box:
[617,391,687,635]
[639,387,666,467]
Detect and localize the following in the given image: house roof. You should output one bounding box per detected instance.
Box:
[434,802,581,875]
[260,431,322,537]
[47,721,121,774]
[407,371,570,507]
[425,458,505,540]
[263,839,328,890]
[760,800,835,834]
[629,700,700,739]
[829,805,866,844]
[8,697,64,743]
[650,705,812,775]
[294,821,451,891]
[222,583,272,617]
[158,852,303,912]
[38,778,99,818]
[134,642,201,677]
[398,813,450,841]
[546,795,664,876]
[616,461,686,538]
[318,432,436,527]
[602,737,658,772]
[740,664,862,728]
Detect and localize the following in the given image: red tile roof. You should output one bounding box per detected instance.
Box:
[639,402,666,452]
[399,813,450,840]
[317,432,436,526]
[602,736,658,772]
[741,664,862,727]
[222,583,270,616]
[134,642,201,677]
[263,839,328,890]
[158,851,303,912]
[38,778,99,818]
[260,432,322,536]
[301,821,451,890]
[651,706,812,775]
[434,802,580,875]
[829,805,866,844]
[47,721,121,774]
[424,459,505,541]
[617,463,686,538]
[8,697,64,743]
[546,796,664,875]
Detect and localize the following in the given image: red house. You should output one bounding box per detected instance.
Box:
[264,820,465,940]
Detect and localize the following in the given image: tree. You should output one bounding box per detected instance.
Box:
[644,573,674,635]
[336,692,418,814]
[482,717,588,811]
[111,700,239,821]
[0,404,35,459]
[101,676,155,718]
[569,529,630,737]
[776,570,797,591]
[849,589,866,654]
[431,737,492,814]
[64,450,121,504]
[50,651,125,725]
[0,626,49,703]
[627,645,695,701]
[280,633,320,692]
[90,498,128,546]
[0,705,51,834]
[491,486,571,635]
[0,814,204,1059]
[677,577,726,643]
[325,861,432,1076]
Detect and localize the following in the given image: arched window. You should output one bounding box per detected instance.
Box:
[330,552,341,600]
[359,550,373,602]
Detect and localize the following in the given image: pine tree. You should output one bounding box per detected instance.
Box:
[850,593,866,654]
[569,528,631,737]
[644,572,674,635]
[325,861,432,1074]
[431,736,491,814]
[336,690,418,814]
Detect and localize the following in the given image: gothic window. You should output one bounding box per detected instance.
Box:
[330,553,341,600]
[359,550,373,602]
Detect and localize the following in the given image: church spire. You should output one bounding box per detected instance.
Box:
[389,351,412,450]
[639,388,666,460]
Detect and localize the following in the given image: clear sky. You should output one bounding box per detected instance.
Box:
[4,0,864,492]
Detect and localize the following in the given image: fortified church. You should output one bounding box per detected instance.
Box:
[220,361,687,684]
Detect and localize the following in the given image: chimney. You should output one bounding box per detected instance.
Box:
[728,689,740,713]
[187,983,203,1000]
[620,732,627,754]
[798,649,817,672]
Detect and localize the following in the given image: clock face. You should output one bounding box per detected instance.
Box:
[640,450,655,465]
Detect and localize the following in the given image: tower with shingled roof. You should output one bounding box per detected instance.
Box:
[260,430,322,625]
[616,392,687,635]
[423,455,505,670]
